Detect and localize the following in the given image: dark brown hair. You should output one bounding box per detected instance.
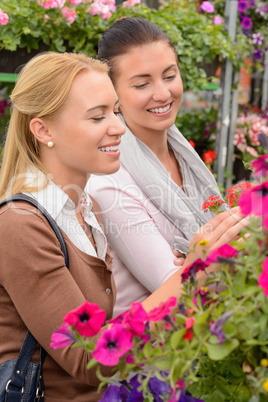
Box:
[98,17,177,83]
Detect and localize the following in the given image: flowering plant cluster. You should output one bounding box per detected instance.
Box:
[52,133,268,401]
[200,0,268,71]
[233,104,268,165]
[0,0,245,91]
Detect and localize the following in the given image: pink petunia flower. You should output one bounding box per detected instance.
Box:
[238,181,268,217]
[185,317,195,329]
[63,301,106,337]
[123,0,140,7]
[206,244,238,264]
[93,324,134,366]
[122,302,148,336]
[50,324,76,349]
[147,297,177,322]
[0,8,8,25]
[61,6,77,23]
[201,1,214,13]
[241,16,252,29]
[259,258,268,296]
[252,154,268,178]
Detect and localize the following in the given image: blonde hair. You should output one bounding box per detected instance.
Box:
[0,52,108,200]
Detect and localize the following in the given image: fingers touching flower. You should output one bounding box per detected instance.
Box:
[50,324,76,349]
[93,324,133,366]
[64,301,105,337]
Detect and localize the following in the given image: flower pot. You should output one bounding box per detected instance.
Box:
[0,44,49,74]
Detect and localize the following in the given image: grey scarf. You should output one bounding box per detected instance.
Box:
[119,121,226,254]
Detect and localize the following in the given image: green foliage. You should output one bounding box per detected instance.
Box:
[0,0,249,91]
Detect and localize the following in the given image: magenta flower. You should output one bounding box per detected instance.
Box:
[64,301,106,337]
[241,16,253,29]
[206,244,238,264]
[181,259,208,283]
[238,0,249,12]
[238,181,268,217]
[0,8,9,25]
[122,302,148,336]
[147,297,177,322]
[258,258,268,296]
[93,324,133,366]
[50,324,76,349]
[192,286,213,307]
[252,154,268,178]
[200,1,214,13]
[253,49,264,59]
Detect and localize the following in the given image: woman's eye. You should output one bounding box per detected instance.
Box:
[114,110,121,116]
[133,83,147,89]
[164,75,176,80]
[91,116,105,122]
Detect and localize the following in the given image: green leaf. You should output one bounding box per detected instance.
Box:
[86,358,98,370]
[206,339,239,361]
[154,359,172,370]
[170,328,186,350]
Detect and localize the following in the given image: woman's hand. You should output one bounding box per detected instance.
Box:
[188,206,249,262]
[172,249,186,266]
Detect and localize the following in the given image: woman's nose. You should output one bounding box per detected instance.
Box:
[107,114,126,137]
[152,81,170,101]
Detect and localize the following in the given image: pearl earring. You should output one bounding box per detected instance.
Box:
[47,141,54,148]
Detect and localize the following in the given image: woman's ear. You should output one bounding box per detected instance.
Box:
[30,118,53,146]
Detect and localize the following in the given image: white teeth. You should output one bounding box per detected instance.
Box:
[99,145,119,152]
[149,104,171,114]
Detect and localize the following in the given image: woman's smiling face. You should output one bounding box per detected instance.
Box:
[114,41,183,139]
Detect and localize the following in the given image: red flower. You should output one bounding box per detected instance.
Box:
[202,150,216,164]
[189,140,195,148]
[202,195,226,213]
[147,297,177,322]
[181,259,209,283]
[185,317,195,329]
[183,328,193,342]
[64,301,106,337]
[226,182,252,207]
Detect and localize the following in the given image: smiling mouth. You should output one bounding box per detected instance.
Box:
[148,103,172,114]
[99,145,120,152]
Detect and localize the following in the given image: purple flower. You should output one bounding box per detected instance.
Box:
[210,311,234,344]
[50,324,76,349]
[149,376,171,402]
[253,48,264,59]
[200,1,214,13]
[247,0,255,6]
[178,389,204,402]
[241,16,252,29]
[0,99,8,115]
[92,324,133,366]
[100,384,130,402]
[252,32,264,45]
[258,132,268,150]
[238,0,249,12]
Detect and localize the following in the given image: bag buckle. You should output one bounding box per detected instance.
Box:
[5,379,24,395]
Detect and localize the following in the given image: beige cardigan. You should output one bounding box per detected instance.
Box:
[0,199,115,401]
